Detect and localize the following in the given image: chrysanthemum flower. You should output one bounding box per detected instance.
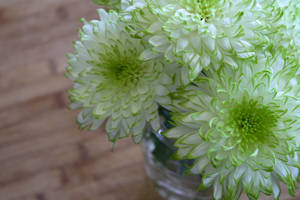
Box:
[132,0,283,81]
[164,53,300,199]
[65,9,180,143]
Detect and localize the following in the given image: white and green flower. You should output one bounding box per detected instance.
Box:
[164,53,300,199]
[132,0,283,81]
[66,9,180,143]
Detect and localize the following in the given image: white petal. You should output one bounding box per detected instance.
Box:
[140,49,158,61]
[164,126,194,138]
[190,157,209,174]
[155,85,169,96]
[149,35,168,47]
[176,38,189,52]
[213,179,223,200]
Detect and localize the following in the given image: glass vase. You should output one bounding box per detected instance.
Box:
[142,107,213,200]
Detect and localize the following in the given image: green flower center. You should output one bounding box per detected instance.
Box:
[229,99,279,149]
[194,0,219,21]
[102,60,146,88]
[92,47,146,88]
[113,64,143,84]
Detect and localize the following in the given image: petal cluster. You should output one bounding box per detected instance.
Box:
[165,53,300,199]
[132,0,283,80]
[66,9,180,143]
[276,0,300,63]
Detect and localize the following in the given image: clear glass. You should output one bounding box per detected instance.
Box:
[142,131,213,200]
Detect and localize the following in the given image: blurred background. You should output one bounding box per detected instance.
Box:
[0,1,299,200]
[0,0,161,199]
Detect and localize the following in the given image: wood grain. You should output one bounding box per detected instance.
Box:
[0,0,298,200]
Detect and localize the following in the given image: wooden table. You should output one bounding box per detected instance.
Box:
[0,0,299,199]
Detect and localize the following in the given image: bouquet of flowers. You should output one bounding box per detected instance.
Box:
[65,0,300,199]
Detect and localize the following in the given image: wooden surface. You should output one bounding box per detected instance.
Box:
[0,0,299,200]
[0,1,161,200]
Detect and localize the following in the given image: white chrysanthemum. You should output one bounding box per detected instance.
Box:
[132,0,283,81]
[66,9,180,143]
[164,53,300,199]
